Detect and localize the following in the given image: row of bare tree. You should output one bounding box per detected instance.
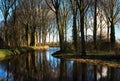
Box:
[45,0,120,55]
[0,0,57,47]
[0,0,120,55]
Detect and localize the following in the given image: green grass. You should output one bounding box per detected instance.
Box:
[0,46,49,60]
[0,49,12,59]
[0,47,30,60]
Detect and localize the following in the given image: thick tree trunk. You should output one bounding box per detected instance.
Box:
[56,11,64,52]
[93,0,97,50]
[30,26,35,46]
[79,0,86,56]
[73,13,78,54]
[59,32,64,51]
[80,13,86,56]
[12,8,18,47]
[110,20,115,48]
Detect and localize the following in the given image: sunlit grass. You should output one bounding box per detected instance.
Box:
[29,46,49,50]
[0,45,49,60]
[0,49,12,59]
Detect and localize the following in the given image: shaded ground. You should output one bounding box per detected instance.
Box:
[53,51,120,68]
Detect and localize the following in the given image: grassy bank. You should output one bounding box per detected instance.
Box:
[0,46,49,60]
[0,47,32,60]
[52,51,120,68]
[30,46,49,50]
[0,49,12,60]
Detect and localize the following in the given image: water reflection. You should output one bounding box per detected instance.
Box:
[0,47,120,81]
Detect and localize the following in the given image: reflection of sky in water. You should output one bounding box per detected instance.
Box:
[97,66,108,81]
[0,63,13,81]
[102,66,108,77]
[36,47,60,65]
[35,47,74,79]
[47,47,60,70]
[0,64,7,80]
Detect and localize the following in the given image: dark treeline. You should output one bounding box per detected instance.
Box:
[0,0,120,55]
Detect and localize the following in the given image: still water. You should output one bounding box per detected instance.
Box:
[0,47,120,81]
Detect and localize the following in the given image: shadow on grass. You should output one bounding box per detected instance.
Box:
[53,51,120,62]
[52,51,120,68]
[78,55,120,62]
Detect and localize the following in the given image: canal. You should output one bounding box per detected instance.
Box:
[0,47,120,81]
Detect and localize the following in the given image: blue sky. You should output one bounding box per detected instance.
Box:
[0,12,3,22]
[115,26,120,41]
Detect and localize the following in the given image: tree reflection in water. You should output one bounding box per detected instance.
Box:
[0,47,120,81]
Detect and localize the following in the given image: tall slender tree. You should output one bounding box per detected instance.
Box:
[77,0,90,55]
[93,0,97,50]
[70,0,78,54]
[45,0,66,51]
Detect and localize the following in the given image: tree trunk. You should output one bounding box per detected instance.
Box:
[30,26,35,46]
[79,0,86,56]
[56,11,64,52]
[59,32,64,51]
[107,21,110,41]
[110,20,115,48]
[93,0,97,50]
[4,16,8,46]
[72,11,78,54]
[13,7,18,47]
[80,14,86,56]
[100,10,102,40]
[25,25,29,46]
[85,26,87,41]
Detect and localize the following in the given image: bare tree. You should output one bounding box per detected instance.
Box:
[101,0,120,48]
[45,0,65,51]
[77,0,91,55]
[93,0,97,50]
[15,0,31,46]
[70,0,78,54]
[12,0,52,47]
[0,0,16,46]
[61,0,70,42]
